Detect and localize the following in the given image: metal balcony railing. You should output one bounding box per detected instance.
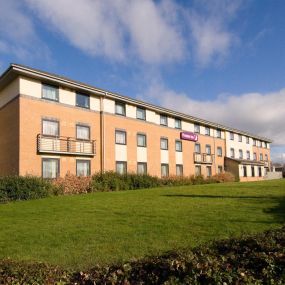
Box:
[194,153,213,164]
[37,134,96,156]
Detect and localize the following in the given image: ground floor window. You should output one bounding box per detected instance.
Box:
[76,160,90,176]
[258,167,262,177]
[116,161,127,174]
[176,164,183,176]
[195,165,201,176]
[218,165,223,174]
[42,158,59,178]
[243,166,247,177]
[161,164,169,177]
[137,162,147,175]
[206,166,212,177]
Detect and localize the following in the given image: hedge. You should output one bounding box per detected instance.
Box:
[1,226,284,284]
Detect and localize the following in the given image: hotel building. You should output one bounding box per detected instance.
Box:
[0,64,271,181]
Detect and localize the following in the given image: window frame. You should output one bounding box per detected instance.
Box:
[230,148,235,158]
[205,127,210,136]
[260,153,263,161]
[218,165,223,174]
[238,135,242,142]
[137,133,147,147]
[161,163,169,177]
[251,166,255,177]
[76,124,90,141]
[42,158,60,179]
[246,137,250,144]
[115,130,127,145]
[239,149,243,159]
[194,124,200,134]
[160,137,168,150]
[160,114,168,126]
[217,147,222,157]
[253,152,257,161]
[216,129,222,138]
[115,101,126,116]
[136,107,146,120]
[195,143,201,154]
[205,144,211,155]
[230,132,234,140]
[195,165,201,176]
[175,118,182,129]
[76,92,90,109]
[258,166,262,177]
[206,166,212,177]
[42,118,59,137]
[175,140,182,152]
[42,83,59,102]
[76,159,91,176]
[137,162,147,175]
[116,161,127,174]
[176,164,183,176]
[243,166,247,177]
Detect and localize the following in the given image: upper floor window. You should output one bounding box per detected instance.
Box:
[194,124,200,134]
[137,133,146,147]
[217,147,222,157]
[195,143,201,154]
[260,153,263,161]
[160,114,168,126]
[253,139,256,146]
[230,148,235,158]
[42,119,59,137]
[238,135,242,142]
[216,129,222,138]
[115,130,126,145]
[76,93,90,109]
[205,144,211,155]
[253,152,257,160]
[136,107,146,120]
[239,149,243,159]
[42,84,59,101]
[265,154,268,161]
[246,137,250,144]
[175,140,182,152]
[175,118,181,129]
[115,101,126,116]
[246,150,250,160]
[76,125,90,140]
[265,142,268,148]
[205,127,210,136]
[160,137,168,150]
[230,132,234,140]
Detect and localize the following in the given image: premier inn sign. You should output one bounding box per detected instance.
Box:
[180,132,198,142]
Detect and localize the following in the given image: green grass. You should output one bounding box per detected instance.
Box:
[0,179,284,270]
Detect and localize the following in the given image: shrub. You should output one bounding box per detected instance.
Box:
[0,176,53,203]
[210,172,236,183]
[52,172,92,195]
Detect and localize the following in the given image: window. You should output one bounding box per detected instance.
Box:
[176,164,183,176]
[195,143,201,154]
[116,161,127,174]
[194,124,200,133]
[76,160,90,176]
[76,125,90,140]
[175,140,182,152]
[216,129,221,138]
[206,166,212,177]
[42,158,59,178]
[217,147,222,157]
[161,164,169,177]
[238,135,242,142]
[239,149,243,159]
[265,142,268,148]
[42,84,58,101]
[205,145,211,155]
[136,107,146,120]
[258,167,262,177]
[160,114,168,126]
[137,133,146,147]
[42,119,59,137]
[246,151,250,160]
[251,166,255,177]
[230,132,234,140]
[265,154,268,161]
[260,153,263,161]
[115,101,126,116]
[137,162,147,175]
[253,152,257,161]
[243,166,247,177]
[230,148,235,158]
[175,118,181,129]
[76,93,90,108]
[160,138,168,150]
[253,139,256,146]
[218,165,223,174]
[246,137,250,144]
[115,130,126,145]
[205,127,210,136]
[195,165,201,176]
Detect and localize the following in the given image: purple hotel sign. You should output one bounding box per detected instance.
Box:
[180,132,198,142]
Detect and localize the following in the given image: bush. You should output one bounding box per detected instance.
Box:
[1,226,285,284]
[0,176,53,203]
[52,172,92,195]
[210,172,236,183]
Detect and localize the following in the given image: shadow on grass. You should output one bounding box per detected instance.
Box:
[163,194,285,224]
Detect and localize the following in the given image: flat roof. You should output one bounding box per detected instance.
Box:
[0,63,272,143]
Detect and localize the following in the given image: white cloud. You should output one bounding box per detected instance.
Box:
[141,81,285,150]
[25,0,186,64]
[0,0,50,62]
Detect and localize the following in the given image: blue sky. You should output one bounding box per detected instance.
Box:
[0,0,285,163]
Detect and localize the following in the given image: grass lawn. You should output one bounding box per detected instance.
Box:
[0,179,284,270]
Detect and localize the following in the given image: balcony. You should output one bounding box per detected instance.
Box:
[37,134,96,156]
[194,153,213,164]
